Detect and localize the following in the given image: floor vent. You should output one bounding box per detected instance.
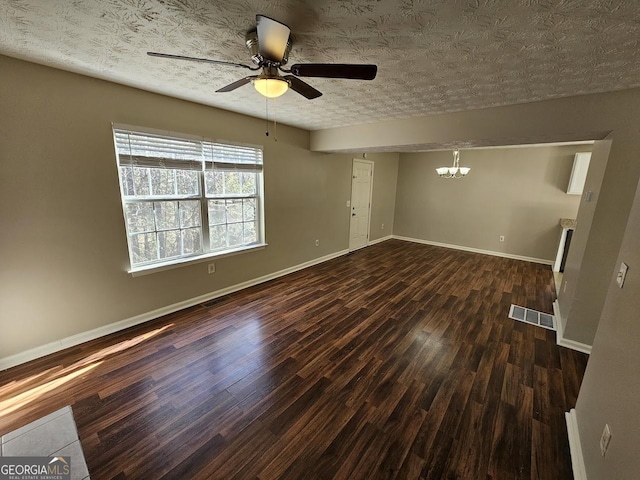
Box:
[508,304,556,331]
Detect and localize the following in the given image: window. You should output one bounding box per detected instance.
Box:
[113,126,264,271]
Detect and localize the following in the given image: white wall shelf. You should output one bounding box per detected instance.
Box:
[567,152,591,195]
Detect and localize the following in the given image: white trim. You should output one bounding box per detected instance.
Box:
[395,141,595,154]
[129,244,267,277]
[565,409,588,480]
[0,249,349,371]
[392,235,554,265]
[553,300,592,354]
[554,227,570,272]
[368,235,392,246]
[553,272,562,297]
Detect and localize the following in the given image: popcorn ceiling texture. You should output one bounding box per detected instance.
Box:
[1,0,639,131]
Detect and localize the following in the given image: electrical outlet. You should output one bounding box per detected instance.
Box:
[381,223,385,230]
[208,263,215,274]
[600,424,612,456]
[616,262,629,288]
[315,239,319,247]
[499,235,505,242]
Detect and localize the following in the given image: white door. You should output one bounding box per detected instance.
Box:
[349,159,373,251]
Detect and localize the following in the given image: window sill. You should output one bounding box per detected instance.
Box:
[128,243,268,277]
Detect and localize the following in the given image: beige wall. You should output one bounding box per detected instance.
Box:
[574,173,640,477]
[557,137,612,338]
[0,55,396,360]
[394,146,587,261]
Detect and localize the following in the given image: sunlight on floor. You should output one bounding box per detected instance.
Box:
[0,363,102,418]
[0,324,173,420]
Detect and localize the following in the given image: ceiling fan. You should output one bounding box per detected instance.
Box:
[147,14,377,100]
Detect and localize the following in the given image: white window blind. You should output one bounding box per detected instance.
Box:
[113,126,265,270]
[114,130,263,171]
[204,143,264,172]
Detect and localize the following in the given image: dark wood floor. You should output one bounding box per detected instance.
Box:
[0,240,588,479]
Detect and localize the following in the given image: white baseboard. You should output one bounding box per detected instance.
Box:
[392,235,554,265]
[553,300,592,355]
[0,249,349,371]
[368,235,393,246]
[565,409,588,480]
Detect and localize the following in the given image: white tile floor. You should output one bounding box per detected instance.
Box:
[1,406,90,480]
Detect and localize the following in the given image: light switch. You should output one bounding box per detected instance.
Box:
[616,262,628,288]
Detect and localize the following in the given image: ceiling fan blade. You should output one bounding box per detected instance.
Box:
[147,52,255,70]
[290,63,377,80]
[284,76,322,100]
[256,14,291,62]
[216,76,257,93]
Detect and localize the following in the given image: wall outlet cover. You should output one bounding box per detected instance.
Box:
[616,262,628,288]
[600,424,612,456]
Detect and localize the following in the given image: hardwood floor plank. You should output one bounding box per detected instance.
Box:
[447,400,487,479]
[267,376,331,436]
[394,452,425,480]
[276,403,356,480]
[0,240,588,479]
[420,430,455,480]
[488,400,525,479]
[158,433,225,480]
[516,384,534,479]
[314,402,378,480]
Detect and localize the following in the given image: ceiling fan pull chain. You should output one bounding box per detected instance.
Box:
[265,96,270,137]
[273,97,278,142]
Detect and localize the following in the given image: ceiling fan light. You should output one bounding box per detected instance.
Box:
[253,77,289,98]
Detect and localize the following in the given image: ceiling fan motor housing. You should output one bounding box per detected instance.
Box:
[245,29,291,67]
[260,65,284,79]
[245,30,260,65]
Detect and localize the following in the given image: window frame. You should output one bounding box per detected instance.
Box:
[113,124,266,275]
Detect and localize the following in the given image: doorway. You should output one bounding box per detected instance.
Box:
[349,159,374,251]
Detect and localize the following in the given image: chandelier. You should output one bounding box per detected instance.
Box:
[436,150,470,179]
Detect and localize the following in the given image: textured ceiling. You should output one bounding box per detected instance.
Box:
[1,0,639,131]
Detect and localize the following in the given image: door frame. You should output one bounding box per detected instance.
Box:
[349,158,374,251]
